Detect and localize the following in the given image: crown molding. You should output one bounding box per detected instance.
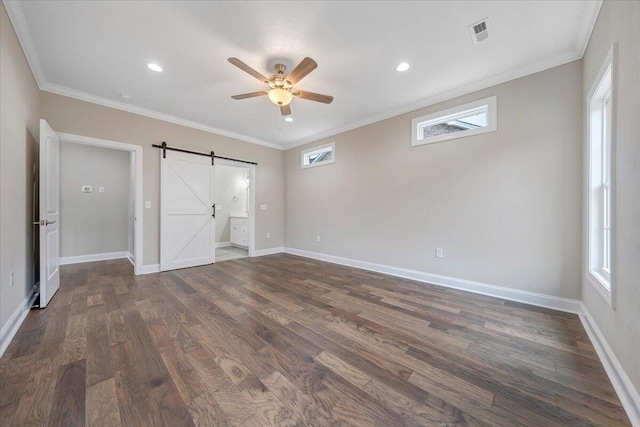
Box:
[3,0,45,87]
[283,49,582,150]
[575,0,603,58]
[40,83,284,150]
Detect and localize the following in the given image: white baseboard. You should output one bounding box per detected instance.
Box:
[59,251,129,265]
[579,305,640,426]
[283,247,582,314]
[139,264,160,275]
[253,247,284,257]
[0,285,38,358]
[216,241,231,248]
[126,251,135,266]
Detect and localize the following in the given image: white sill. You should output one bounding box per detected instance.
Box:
[587,270,614,308]
[301,159,335,169]
[412,125,496,147]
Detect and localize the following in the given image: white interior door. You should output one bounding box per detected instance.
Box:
[39,119,60,307]
[160,150,215,271]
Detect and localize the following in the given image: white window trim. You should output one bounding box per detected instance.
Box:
[411,96,497,147]
[586,43,616,309]
[301,142,335,169]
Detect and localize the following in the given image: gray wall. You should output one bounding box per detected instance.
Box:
[0,4,39,334]
[39,92,285,265]
[285,60,583,299]
[215,164,249,243]
[59,142,130,257]
[581,0,640,396]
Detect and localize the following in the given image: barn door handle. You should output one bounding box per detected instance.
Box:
[33,220,56,226]
[212,204,216,218]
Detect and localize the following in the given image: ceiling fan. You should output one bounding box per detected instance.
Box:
[228,57,333,116]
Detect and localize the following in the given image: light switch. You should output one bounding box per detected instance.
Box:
[99,187,105,193]
[260,204,267,211]
[435,248,444,258]
[145,201,152,209]
[81,185,92,193]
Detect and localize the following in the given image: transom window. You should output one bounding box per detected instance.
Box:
[587,47,615,307]
[301,142,335,169]
[411,96,497,146]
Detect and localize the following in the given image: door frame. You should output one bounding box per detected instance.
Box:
[57,132,144,275]
[215,158,256,257]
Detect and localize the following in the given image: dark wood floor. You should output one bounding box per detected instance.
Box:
[0,255,630,426]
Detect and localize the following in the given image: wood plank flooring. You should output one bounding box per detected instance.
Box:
[216,246,248,263]
[0,254,631,426]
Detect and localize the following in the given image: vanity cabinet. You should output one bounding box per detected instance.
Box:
[230,216,248,248]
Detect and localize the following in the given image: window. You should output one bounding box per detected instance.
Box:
[301,142,335,169]
[587,46,615,307]
[411,96,497,146]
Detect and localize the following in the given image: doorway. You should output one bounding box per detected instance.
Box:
[58,143,133,266]
[57,132,143,274]
[215,163,250,262]
[215,158,256,262]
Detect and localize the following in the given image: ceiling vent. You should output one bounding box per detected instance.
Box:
[469,18,490,45]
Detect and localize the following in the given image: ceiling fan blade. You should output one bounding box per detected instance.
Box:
[231,91,268,100]
[292,90,333,104]
[280,104,292,116]
[285,57,317,85]
[228,58,270,84]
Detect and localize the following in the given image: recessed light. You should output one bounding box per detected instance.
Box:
[147,63,163,72]
[284,117,293,122]
[396,62,410,72]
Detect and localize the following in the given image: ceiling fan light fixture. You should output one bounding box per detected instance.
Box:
[147,63,163,72]
[268,88,292,106]
[396,62,410,72]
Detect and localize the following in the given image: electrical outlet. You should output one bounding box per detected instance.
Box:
[145,201,152,209]
[436,248,444,258]
[266,232,271,239]
[316,235,321,242]
[81,185,92,193]
[10,271,14,287]
[99,187,105,193]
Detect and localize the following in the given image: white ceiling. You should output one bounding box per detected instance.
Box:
[6,1,601,149]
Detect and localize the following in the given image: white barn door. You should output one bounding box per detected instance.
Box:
[160,150,215,271]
